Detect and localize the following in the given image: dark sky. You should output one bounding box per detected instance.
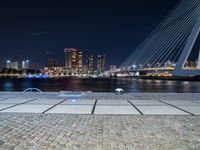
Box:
[0,0,180,69]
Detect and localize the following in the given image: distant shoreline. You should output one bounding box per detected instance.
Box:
[1,75,200,81]
[129,76,200,81]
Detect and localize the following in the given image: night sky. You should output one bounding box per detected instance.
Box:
[0,0,180,69]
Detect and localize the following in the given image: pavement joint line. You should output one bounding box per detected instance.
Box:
[91,99,97,115]
[22,98,39,104]
[158,100,195,116]
[0,98,38,111]
[42,99,67,114]
[127,100,143,115]
[0,104,21,111]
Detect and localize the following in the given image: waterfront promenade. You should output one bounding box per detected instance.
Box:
[0,92,200,149]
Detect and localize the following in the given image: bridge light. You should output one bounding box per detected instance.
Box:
[132,64,137,69]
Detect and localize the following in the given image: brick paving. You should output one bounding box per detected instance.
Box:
[0,114,199,150]
[0,92,200,149]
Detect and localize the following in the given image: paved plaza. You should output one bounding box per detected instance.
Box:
[0,92,200,149]
[0,92,200,115]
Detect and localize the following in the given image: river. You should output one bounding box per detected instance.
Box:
[0,78,200,92]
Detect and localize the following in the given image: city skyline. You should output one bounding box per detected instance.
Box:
[0,0,180,69]
[1,49,107,69]
[3,49,107,72]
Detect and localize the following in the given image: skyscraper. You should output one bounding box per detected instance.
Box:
[86,55,94,73]
[71,50,78,70]
[22,60,30,69]
[64,48,77,69]
[97,54,105,73]
[64,48,82,75]
[6,60,19,70]
[77,52,83,74]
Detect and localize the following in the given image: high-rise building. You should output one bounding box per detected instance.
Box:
[97,54,105,73]
[71,51,78,70]
[48,58,58,67]
[22,60,30,69]
[6,60,19,70]
[64,48,77,69]
[77,52,83,74]
[64,48,83,75]
[86,55,94,73]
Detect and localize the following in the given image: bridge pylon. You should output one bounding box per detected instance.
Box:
[173,16,200,76]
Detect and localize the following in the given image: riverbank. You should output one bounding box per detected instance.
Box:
[132,75,200,81]
[2,74,200,82]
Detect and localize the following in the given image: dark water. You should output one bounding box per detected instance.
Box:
[0,78,200,92]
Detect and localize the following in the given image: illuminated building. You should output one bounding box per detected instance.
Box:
[64,48,78,70]
[43,67,64,77]
[83,65,88,74]
[48,58,58,67]
[77,52,83,74]
[22,60,30,69]
[6,60,19,70]
[64,48,82,75]
[97,54,105,73]
[86,55,94,73]
[6,60,11,69]
[64,48,77,69]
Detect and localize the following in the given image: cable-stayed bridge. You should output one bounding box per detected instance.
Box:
[119,0,200,76]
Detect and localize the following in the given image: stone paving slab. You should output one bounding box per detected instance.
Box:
[129,100,167,106]
[61,99,96,105]
[161,100,200,106]
[46,105,93,114]
[0,104,16,110]
[137,106,189,115]
[0,98,34,104]
[0,92,64,99]
[0,104,53,113]
[0,96,17,99]
[27,98,65,104]
[79,93,134,100]
[129,93,200,101]
[0,93,200,115]
[97,100,130,105]
[94,106,140,114]
[175,106,200,115]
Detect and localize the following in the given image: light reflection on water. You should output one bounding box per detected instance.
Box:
[0,78,199,93]
[3,82,13,91]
